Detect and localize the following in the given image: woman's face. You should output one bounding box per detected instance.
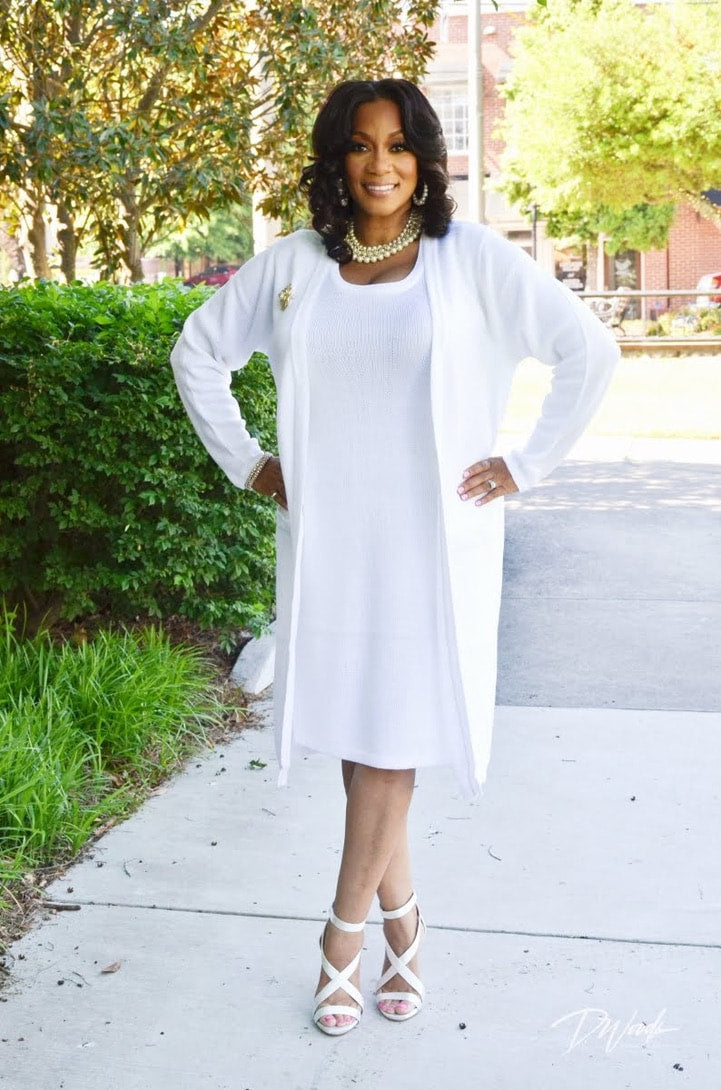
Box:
[343,98,418,224]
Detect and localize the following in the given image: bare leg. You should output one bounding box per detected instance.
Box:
[342,758,415,909]
[315,761,415,1029]
[341,762,423,1018]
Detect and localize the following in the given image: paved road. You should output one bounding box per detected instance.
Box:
[499,457,721,710]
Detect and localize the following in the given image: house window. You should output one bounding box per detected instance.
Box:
[430,87,469,153]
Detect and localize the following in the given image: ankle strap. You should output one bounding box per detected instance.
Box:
[379,890,417,920]
[329,906,366,932]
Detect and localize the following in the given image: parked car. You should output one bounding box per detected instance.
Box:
[183,263,241,288]
[695,272,721,307]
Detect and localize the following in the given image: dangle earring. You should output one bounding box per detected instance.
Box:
[412,180,428,207]
[337,178,349,207]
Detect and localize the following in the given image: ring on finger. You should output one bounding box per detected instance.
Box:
[487,479,495,491]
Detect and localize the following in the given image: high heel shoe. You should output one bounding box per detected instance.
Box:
[313,906,366,1036]
[375,891,426,1022]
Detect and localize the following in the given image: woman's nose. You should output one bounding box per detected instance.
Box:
[368,147,391,173]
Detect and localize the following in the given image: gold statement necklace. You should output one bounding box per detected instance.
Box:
[346,209,423,264]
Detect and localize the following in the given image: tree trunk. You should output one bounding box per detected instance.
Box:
[94,216,119,280]
[120,189,145,282]
[596,233,606,292]
[29,203,51,279]
[57,202,77,282]
[125,225,145,282]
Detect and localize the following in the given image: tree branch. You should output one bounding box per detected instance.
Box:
[136,0,234,116]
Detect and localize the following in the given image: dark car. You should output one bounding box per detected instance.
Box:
[183,263,241,288]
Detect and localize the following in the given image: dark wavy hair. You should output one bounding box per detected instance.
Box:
[299,79,456,264]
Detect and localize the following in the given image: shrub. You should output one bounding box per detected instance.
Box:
[648,305,721,337]
[0,280,277,633]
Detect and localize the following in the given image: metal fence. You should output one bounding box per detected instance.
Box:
[578,289,721,347]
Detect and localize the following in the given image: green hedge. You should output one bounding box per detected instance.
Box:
[0,280,277,633]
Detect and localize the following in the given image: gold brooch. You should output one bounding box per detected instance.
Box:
[278,284,293,311]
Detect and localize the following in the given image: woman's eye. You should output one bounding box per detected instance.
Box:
[347,141,409,153]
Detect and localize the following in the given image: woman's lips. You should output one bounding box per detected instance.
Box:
[363,183,398,195]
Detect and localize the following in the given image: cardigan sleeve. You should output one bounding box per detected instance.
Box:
[170,249,276,489]
[484,236,620,493]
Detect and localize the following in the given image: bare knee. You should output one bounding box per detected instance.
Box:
[351,764,415,792]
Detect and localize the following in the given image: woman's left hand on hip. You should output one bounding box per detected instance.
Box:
[457,457,519,506]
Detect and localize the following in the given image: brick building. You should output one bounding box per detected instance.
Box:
[423,0,721,295]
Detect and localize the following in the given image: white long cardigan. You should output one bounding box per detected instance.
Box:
[171,220,620,798]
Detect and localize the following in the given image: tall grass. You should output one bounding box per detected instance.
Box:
[0,606,221,889]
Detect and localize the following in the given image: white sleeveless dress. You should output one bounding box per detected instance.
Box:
[290,246,466,772]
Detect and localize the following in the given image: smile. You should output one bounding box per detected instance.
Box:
[363,184,398,194]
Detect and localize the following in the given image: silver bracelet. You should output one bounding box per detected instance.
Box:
[244,452,272,491]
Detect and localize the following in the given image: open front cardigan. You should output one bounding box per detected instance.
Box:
[171,220,620,797]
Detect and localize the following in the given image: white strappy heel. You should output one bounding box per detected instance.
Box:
[375,891,426,1022]
[313,906,366,1036]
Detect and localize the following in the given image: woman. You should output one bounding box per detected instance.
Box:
[171,79,619,1036]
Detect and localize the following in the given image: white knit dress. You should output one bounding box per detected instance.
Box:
[171,222,620,794]
[290,247,466,772]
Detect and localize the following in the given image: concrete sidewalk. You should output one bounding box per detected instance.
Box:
[1,443,720,1089]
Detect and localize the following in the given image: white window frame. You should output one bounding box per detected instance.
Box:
[430,85,469,154]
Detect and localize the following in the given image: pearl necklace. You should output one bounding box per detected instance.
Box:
[346,209,423,264]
